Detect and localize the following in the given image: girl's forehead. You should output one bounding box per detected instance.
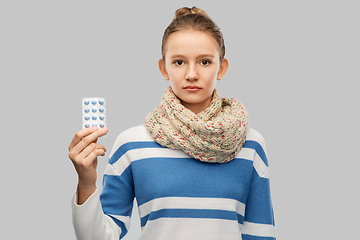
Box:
[164,30,220,58]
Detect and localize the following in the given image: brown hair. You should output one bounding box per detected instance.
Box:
[161,6,225,61]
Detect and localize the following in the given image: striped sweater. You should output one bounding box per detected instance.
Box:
[72,124,276,240]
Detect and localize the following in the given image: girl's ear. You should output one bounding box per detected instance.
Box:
[217,58,229,80]
[158,59,170,80]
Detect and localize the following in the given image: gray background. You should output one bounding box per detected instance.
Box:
[1,0,359,239]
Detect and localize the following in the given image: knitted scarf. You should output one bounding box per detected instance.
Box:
[144,87,249,163]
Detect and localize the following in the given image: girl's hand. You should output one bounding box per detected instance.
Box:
[68,126,108,204]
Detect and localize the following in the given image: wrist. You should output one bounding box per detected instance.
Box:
[78,180,96,193]
[77,181,97,205]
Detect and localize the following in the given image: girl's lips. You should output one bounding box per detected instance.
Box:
[184,85,201,92]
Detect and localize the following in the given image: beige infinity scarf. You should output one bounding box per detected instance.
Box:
[144,87,249,163]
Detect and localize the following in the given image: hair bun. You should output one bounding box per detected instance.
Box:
[174,6,209,19]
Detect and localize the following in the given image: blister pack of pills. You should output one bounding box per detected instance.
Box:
[82,98,106,129]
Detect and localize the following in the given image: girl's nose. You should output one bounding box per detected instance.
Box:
[185,64,199,81]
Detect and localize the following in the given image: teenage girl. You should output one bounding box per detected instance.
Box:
[69,6,276,240]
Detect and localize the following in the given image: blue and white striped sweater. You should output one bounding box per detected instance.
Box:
[99,124,275,240]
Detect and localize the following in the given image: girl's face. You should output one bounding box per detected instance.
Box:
[159,30,228,114]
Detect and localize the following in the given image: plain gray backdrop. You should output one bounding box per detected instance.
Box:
[1,0,359,239]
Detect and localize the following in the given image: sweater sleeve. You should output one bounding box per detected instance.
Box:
[99,163,135,239]
[241,133,276,240]
[72,129,136,240]
[72,189,120,240]
[98,129,137,239]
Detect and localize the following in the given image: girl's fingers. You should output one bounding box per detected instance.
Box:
[69,127,98,151]
[82,148,106,167]
[68,127,108,161]
[69,127,108,154]
[68,127,108,190]
[76,142,107,163]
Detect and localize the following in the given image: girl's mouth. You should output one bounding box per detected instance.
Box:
[184,85,201,92]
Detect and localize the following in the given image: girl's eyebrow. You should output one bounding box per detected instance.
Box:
[169,54,185,60]
[196,54,215,59]
[169,54,215,60]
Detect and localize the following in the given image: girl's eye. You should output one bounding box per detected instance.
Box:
[200,60,211,66]
[174,60,184,66]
